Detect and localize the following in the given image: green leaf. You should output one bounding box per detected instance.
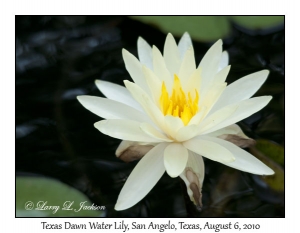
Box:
[255,139,284,166]
[16,177,105,217]
[250,141,284,192]
[130,16,231,42]
[231,16,284,30]
[130,16,283,41]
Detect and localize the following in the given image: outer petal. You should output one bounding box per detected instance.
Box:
[137,37,153,70]
[206,124,247,138]
[210,70,269,115]
[94,119,163,143]
[164,143,188,178]
[199,39,223,93]
[183,136,235,163]
[122,49,150,94]
[77,96,151,123]
[115,143,168,210]
[201,96,272,135]
[163,33,181,75]
[200,136,274,175]
[207,124,255,148]
[180,151,205,208]
[218,51,229,72]
[115,140,154,163]
[178,32,193,60]
[95,80,142,111]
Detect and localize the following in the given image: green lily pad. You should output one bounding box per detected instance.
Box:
[250,143,284,192]
[130,16,284,41]
[231,16,284,30]
[130,16,231,42]
[16,177,105,217]
[255,139,284,166]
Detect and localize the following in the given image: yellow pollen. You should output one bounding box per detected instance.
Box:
[160,74,199,125]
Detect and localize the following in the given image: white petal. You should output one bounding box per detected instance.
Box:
[188,108,206,126]
[175,124,199,142]
[218,51,229,72]
[200,136,274,175]
[142,65,162,105]
[164,143,188,178]
[164,115,184,138]
[207,124,247,138]
[184,67,201,94]
[186,151,205,183]
[137,37,153,70]
[115,140,134,157]
[198,103,238,134]
[180,151,205,206]
[152,45,173,92]
[115,143,168,210]
[124,81,166,132]
[122,49,150,94]
[95,80,142,111]
[94,119,163,143]
[210,70,269,114]
[201,96,272,134]
[178,32,193,60]
[163,33,181,75]
[183,136,235,163]
[199,39,223,93]
[213,65,231,84]
[140,123,172,142]
[199,82,227,117]
[77,96,151,123]
[178,46,196,85]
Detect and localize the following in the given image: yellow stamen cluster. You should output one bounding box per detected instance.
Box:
[160,74,199,125]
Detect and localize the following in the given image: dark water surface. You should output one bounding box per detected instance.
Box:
[16,16,284,217]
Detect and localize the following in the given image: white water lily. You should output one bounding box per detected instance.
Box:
[77,32,274,211]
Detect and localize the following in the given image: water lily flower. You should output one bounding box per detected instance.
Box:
[77,32,274,211]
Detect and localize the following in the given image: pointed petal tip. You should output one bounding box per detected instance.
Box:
[94,120,106,129]
[122,48,129,56]
[266,169,275,176]
[138,36,145,42]
[255,166,274,176]
[76,95,89,102]
[114,201,128,211]
[166,33,176,41]
[166,171,180,178]
[216,39,223,45]
[222,156,236,163]
[123,79,132,87]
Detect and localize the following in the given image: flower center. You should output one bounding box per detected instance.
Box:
[159,74,199,125]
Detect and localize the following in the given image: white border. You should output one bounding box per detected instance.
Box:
[2,0,295,232]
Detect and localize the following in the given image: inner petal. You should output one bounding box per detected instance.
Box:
[160,74,200,125]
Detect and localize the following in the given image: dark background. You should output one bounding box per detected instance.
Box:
[16,16,284,217]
